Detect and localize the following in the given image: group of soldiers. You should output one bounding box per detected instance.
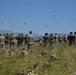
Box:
[0,31,34,50]
[0,33,15,50]
[39,32,76,47]
[0,31,76,50]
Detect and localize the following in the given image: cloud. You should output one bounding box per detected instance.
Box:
[62,22,66,26]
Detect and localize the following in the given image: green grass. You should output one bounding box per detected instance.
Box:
[0,43,76,75]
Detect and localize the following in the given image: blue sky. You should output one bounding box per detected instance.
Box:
[0,0,76,35]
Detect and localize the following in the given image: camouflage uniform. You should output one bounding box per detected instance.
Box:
[58,34,63,43]
[67,32,73,45]
[10,33,15,49]
[74,32,76,44]
[63,34,68,43]
[28,31,34,51]
[0,34,5,50]
[43,33,49,46]
[54,33,58,44]
[21,33,24,45]
[39,36,44,45]
[24,34,28,45]
[5,33,10,48]
[49,33,54,47]
[16,34,22,47]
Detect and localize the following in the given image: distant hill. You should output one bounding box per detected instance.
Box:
[0,30,13,34]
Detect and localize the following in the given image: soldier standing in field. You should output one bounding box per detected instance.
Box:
[67,32,73,45]
[49,33,54,48]
[39,36,44,45]
[54,33,58,45]
[16,34,22,47]
[21,33,24,45]
[43,33,49,47]
[24,34,28,45]
[0,33,5,50]
[63,34,68,44]
[10,33,15,49]
[27,31,34,51]
[73,32,76,44]
[58,34,63,43]
[5,33,10,48]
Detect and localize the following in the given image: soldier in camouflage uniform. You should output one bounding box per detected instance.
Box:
[58,34,63,43]
[43,33,49,47]
[21,33,24,45]
[54,33,58,45]
[67,32,73,45]
[49,33,54,47]
[0,34,5,50]
[16,34,22,47]
[24,34,28,45]
[5,33,10,48]
[73,32,76,44]
[10,33,15,49]
[39,36,44,45]
[27,31,34,51]
[63,34,68,44]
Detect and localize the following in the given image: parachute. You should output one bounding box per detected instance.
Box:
[52,15,55,17]
[45,26,48,28]
[2,21,6,24]
[12,24,14,26]
[24,23,26,24]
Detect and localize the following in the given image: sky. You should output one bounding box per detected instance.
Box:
[0,0,76,35]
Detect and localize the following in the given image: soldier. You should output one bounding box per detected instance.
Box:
[10,33,15,49]
[24,34,28,45]
[0,33,5,50]
[63,34,68,44]
[54,33,58,45]
[73,32,76,44]
[21,33,24,45]
[58,34,63,43]
[67,32,73,45]
[28,31,34,51]
[49,33,54,47]
[16,34,22,47]
[5,33,10,48]
[39,36,44,45]
[43,33,49,46]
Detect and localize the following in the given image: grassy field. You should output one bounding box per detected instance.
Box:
[0,43,76,75]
